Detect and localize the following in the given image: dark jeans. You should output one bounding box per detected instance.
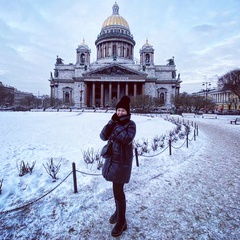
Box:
[113,182,125,201]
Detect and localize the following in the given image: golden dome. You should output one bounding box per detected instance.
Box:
[102,15,129,29]
[101,2,130,30]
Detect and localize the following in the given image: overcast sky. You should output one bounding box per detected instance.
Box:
[0,0,239,96]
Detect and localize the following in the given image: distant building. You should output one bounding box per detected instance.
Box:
[193,88,240,111]
[210,89,239,111]
[49,2,181,109]
[13,90,34,106]
[0,81,34,106]
[0,82,14,106]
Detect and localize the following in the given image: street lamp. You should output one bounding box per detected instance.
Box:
[202,82,211,112]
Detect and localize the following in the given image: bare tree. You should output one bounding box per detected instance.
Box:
[131,95,157,113]
[172,92,215,113]
[218,69,240,98]
[0,85,14,106]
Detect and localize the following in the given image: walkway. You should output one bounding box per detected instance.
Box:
[124,117,240,239]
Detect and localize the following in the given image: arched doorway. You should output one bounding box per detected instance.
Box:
[157,88,167,105]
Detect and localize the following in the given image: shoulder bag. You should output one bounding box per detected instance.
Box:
[101,140,113,159]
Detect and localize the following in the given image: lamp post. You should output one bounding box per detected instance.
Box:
[202,82,211,112]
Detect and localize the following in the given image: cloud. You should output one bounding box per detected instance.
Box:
[193,24,216,33]
[0,0,240,94]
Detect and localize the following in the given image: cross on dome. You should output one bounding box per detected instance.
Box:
[112,2,119,15]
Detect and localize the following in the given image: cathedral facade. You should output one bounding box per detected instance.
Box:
[49,2,181,109]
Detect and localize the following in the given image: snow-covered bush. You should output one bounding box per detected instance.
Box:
[82,148,102,169]
[168,130,178,142]
[96,151,103,170]
[151,135,165,151]
[166,117,193,141]
[17,160,36,177]
[134,138,151,156]
[43,158,62,181]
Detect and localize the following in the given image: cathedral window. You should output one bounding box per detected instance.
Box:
[172,71,176,78]
[104,46,107,57]
[80,54,85,64]
[65,92,70,104]
[113,44,117,57]
[145,54,150,64]
[127,48,130,58]
[159,92,165,104]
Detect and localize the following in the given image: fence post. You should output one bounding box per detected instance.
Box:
[72,162,78,193]
[0,178,3,195]
[135,148,139,167]
[196,125,198,136]
[169,139,172,155]
[186,133,189,148]
[194,129,196,141]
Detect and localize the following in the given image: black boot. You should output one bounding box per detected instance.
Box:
[111,200,127,237]
[109,211,117,224]
[109,200,118,224]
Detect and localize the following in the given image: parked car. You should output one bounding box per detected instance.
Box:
[217,110,240,115]
[12,106,31,111]
[194,110,204,115]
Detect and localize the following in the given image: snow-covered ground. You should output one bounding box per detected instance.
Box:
[0,111,239,239]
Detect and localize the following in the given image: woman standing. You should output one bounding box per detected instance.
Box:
[100,96,136,237]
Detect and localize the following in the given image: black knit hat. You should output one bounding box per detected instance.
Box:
[116,96,130,114]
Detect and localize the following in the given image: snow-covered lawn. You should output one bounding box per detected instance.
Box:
[0,111,239,239]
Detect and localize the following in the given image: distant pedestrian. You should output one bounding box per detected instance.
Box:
[100,96,136,237]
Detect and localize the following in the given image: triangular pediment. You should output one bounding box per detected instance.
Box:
[83,63,147,77]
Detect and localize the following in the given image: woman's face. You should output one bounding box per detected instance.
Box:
[116,108,127,117]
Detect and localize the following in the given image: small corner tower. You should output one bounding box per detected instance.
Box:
[140,39,154,66]
[76,39,91,65]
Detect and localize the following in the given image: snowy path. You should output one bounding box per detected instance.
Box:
[123,118,240,240]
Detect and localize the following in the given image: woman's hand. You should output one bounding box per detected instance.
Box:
[111,113,119,122]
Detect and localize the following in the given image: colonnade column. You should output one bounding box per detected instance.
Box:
[101,82,104,107]
[70,91,73,103]
[109,83,112,105]
[84,83,87,108]
[134,83,137,97]
[50,86,54,99]
[117,83,120,101]
[141,83,145,96]
[125,83,129,96]
[92,82,95,107]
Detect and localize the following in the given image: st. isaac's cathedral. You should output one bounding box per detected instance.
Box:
[49,2,181,109]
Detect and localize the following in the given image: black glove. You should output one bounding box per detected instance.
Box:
[106,119,117,133]
[111,113,119,122]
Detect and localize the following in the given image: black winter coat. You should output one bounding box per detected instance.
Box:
[100,114,136,183]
